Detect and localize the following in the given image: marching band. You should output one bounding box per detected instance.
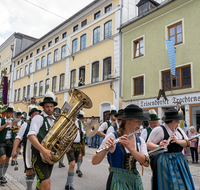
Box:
[0,89,199,190]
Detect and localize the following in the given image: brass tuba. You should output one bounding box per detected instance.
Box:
[40,89,92,164]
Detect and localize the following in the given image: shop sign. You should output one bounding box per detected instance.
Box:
[139,92,200,108]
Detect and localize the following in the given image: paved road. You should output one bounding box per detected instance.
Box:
[3,147,200,190]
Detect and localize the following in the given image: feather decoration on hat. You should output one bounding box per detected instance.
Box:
[149,109,157,115]
[28,104,38,111]
[45,90,56,101]
[17,107,22,112]
[8,103,15,110]
[110,105,117,111]
[79,110,85,116]
[119,97,124,109]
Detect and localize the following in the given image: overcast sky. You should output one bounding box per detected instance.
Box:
[0,0,94,46]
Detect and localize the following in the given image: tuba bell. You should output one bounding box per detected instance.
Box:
[40,89,92,164]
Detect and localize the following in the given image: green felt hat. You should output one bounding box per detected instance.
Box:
[149,114,160,121]
[77,111,85,119]
[6,107,14,113]
[109,105,118,115]
[114,109,124,117]
[39,97,57,107]
[29,108,41,116]
[16,112,22,116]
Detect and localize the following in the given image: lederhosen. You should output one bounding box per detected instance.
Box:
[78,120,85,156]
[32,116,53,183]
[0,118,16,158]
[152,125,195,190]
[66,120,83,163]
[106,132,143,190]
[18,120,24,148]
[22,121,31,171]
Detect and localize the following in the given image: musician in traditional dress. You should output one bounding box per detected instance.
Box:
[12,107,41,190]
[147,108,195,190]
[65,113,85,190]
[92,104,149,190]
[0,107,16,184]
[28,92,58,190]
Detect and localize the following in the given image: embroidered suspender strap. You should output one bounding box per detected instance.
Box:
[78,119,83,144]
[103,121,111,134]
[146,127,152,142]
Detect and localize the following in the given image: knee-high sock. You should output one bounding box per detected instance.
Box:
[66,172,74,187]
[77,159,82,171]
[3,164,9,177]
[26,174,35,190]
[0,164,4,178]
[17,151,19,159]
[59,156,64,164]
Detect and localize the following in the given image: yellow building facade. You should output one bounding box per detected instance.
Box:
[12,0,123,120]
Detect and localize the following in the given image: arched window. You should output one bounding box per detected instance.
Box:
[93,27,100,44]
[78,66,85,86]
[72,39,78,54]
[91,61,99,83]
[104,21,112,39]
[103,57,112,80]
[70,70,76,88]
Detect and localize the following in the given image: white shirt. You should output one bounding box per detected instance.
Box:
[28,111,55,136]
[141,126,153,142]
[99,132,148,156]
[16,122,28,140]
[147,123,188,144]
[106,120,119,136]
[17,120,23,127]
[98,120,118,133]
[0,117,12,139]
[198,136,200,146]
[73,119,85,143]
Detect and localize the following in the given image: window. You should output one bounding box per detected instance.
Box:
[93,27,100,44]
[72,39,78,54]
[27,85,30,99]
[36,48,40,54]
[30,53,33,58]
[168,21,183,45]
[16,70,19,80]
[81,19,87,27]
[21,59,23,63]
[62,32,67,39]
[17,61,20,65]
[48,41,52,47]
[59,74,65,91]
[55,37,59,43]
[35,59,39,71]
[162,65,191,91]
[80,34,87,50]
[9,64,12,73]
[39,81,43,96]
[103,57,112,80]
[52,76,57,92]
[105,4,112,13]
[41,56,45,68]
[45,78,50,93]
[19,68,22,78]
[24,65,28,76]
[133,38,144,58]
[73,25,78,32]
[54,49,58,62]
[92,61,99,83]
[94,11,101,20]
[47,68,49,75]
[14,89,17,102]
[29,62,32,73]
[79,66,85,86]
[26,55,29,60]
[61,45,66,59]
[104,21,112,39]
[34,83,37,97]
[42,45,46,51]
[70,70,76,88]
[17,88,21,101]
[23,86,26,99]
[133,76,144,96]
[47,53,51,65]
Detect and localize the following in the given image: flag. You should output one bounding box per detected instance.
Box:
[165,39,176,76]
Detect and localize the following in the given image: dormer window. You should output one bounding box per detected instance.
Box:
[136,0,159,16]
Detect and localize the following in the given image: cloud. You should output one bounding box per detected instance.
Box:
[0,0,93,45]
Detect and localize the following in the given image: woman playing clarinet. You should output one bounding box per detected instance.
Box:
[92,104,149,190]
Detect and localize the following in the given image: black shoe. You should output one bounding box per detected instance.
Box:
[76,169,78,174]
[65,185,75,190]
[60,162,65,167]
[0,177,7,184]
[11,159,15,166]
[19,152,22,155]
[192,161,195,164]
[58,162,62,168]
[77,170,83,177]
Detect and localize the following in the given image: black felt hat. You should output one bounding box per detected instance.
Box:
[162,108,184,121]
[121,104,148,121]
[114,109,124,117]
[16,112,22,116]
[39,97,57,107]
[6,107,14,113]
[29,108,41,116]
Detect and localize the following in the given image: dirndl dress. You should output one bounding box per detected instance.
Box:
[106,132,144,190]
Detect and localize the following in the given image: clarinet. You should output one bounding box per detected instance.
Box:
[96,127,143,154]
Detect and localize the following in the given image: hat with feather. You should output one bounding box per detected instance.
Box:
[77,110,85,119]
[39,90,57,107]
[16,107,22,116]
[28,105,41,116]
[109,105,118,115]
[149,109,160,121]
[6,103,14,113]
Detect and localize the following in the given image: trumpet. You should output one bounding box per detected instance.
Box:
[96,127,143,154]
[7,118,21,133]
